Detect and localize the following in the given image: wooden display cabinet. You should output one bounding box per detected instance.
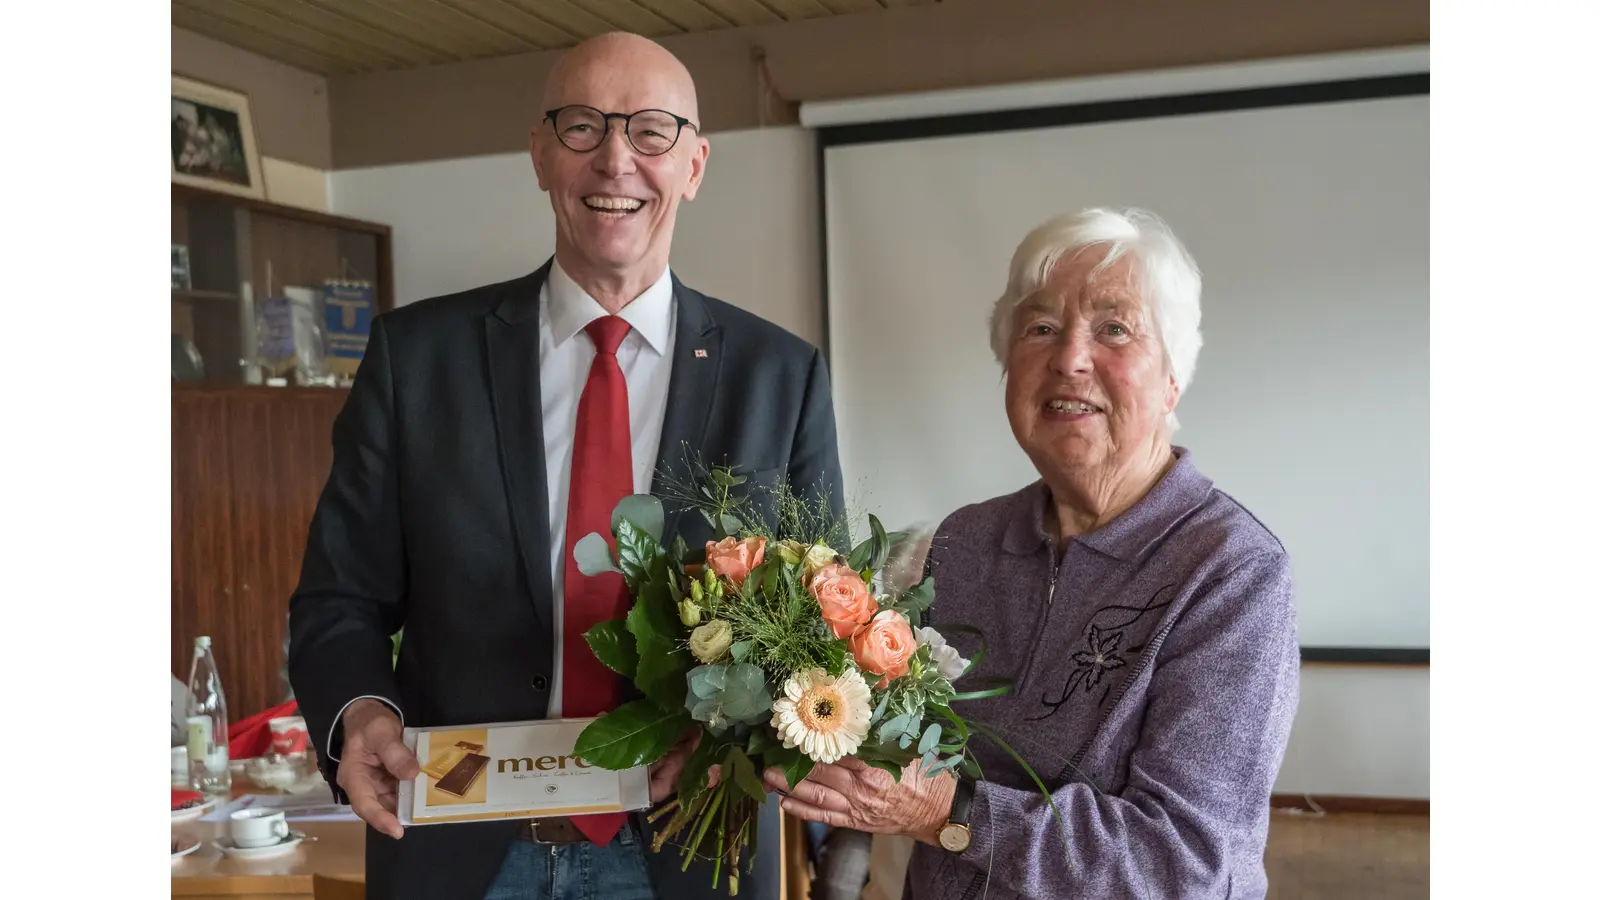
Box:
[171,185,394,719]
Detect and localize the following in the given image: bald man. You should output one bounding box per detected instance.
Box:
[288,32,847,900]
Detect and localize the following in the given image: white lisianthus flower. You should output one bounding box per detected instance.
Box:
[770,667,872,764]
[914,626,970,680]
[689,620,734,664]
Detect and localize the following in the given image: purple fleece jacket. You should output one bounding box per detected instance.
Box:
[906,447,1299,900]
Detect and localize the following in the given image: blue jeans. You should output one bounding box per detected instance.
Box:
[483,822,657,900]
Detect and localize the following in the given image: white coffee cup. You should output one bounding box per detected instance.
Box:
[229,808,291,848]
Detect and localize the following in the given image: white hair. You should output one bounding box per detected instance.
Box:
[988,207,1203,431]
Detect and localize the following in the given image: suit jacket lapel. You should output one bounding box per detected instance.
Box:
[655,277,721,539]
[485,262,555,630]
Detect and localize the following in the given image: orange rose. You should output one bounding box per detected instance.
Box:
[851,610,916,688]
[705,536,766,588]
[811,563,878,640]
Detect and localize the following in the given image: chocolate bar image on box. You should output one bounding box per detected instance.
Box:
[432,753,490,797]
[421,741,486,780]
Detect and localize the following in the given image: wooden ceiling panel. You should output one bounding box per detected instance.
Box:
[630,0,738,32]
[176,0,405,71]
[172,2,362,74]
[498,0,622,40]
[172,0,929,76]
[685,0,784,27]
[437,0,586,47]
[759,0,833,22]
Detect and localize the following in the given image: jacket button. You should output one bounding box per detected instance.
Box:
[531,674,549,692]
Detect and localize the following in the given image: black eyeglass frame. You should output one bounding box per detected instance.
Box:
[543,105,699,157]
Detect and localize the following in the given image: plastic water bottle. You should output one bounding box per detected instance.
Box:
[186,636,232,797]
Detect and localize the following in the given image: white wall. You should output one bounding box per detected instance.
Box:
[1277,665,1429,798]
[328,127,822,345]
[326,120,1425,799]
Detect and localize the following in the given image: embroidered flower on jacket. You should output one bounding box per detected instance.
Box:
[1072,626,1127,689]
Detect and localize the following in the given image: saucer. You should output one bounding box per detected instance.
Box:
[214,831,305,860]
[171,797,216,825]
[171,833,201,861]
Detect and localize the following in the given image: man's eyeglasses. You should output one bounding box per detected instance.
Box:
[544,105,697,157]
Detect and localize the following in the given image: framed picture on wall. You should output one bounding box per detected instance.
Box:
[171,74,264,199]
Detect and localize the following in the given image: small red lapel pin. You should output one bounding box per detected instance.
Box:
[694,349,708,358]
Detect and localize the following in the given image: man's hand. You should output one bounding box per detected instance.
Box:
[648,729,701,804]
[338,699,419,840]
[763,756,957,845]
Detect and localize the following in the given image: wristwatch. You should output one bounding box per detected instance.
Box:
[936,775,976,853]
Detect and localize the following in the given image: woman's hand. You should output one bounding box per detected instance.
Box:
[763,757,958,846]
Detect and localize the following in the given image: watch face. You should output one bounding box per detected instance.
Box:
[939,824,971,853]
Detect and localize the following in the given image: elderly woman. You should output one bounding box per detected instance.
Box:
[765,208,1298,899]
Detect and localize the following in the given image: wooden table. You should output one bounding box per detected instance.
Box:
[172,784,811,899]
[172,783,365,899]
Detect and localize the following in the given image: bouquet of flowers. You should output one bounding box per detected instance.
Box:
[570,463,1044,895]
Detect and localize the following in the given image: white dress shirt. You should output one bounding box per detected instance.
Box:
[328,261,677,754]
[540,260,677,716]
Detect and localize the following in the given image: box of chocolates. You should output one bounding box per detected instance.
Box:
[397,719,651,825]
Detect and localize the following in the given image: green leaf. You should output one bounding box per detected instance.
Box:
[897,578,936,617]
[746,729,776,757]
[847,537,873,573]
[612,494,665,542]
[730,640,752,662]
[898,732,913,749]
[630,602,690,710]
[725,746,769,802]
[614,518,660,587]
[573,700,690,769]
[867,514,891,574]
[921,748,938,771]
[823,639,848,677]
[574,532,620,576]
[676,732,721,805]
[784,752,815,790]
[918,723,943,755]
[862,758,902,783]
[765,743,816,790]
[584,620,637,679]
[720,513,743,536]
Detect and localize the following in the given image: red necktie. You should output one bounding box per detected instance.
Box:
[562,316,633,845]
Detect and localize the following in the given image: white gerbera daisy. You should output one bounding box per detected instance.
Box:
[770,667,872,764]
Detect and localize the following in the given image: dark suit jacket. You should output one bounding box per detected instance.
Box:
[288,261,846,900]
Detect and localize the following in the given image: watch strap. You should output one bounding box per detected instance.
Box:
[948,774,976,827]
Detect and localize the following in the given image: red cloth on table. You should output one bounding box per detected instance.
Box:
[227,700,298,759]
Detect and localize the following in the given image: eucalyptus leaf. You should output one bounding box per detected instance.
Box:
[898,732,914,750]
[720,513,743,536]
[870,692,891,725]
[574,533,620,576]
[921,748,938,771]
[878,713,912,744]
[612,494,665,542]
[583,620,637,679]
[918,723,943,755]
[572,700,690,769]
[730,640,752,663]
[688,664,729,701]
